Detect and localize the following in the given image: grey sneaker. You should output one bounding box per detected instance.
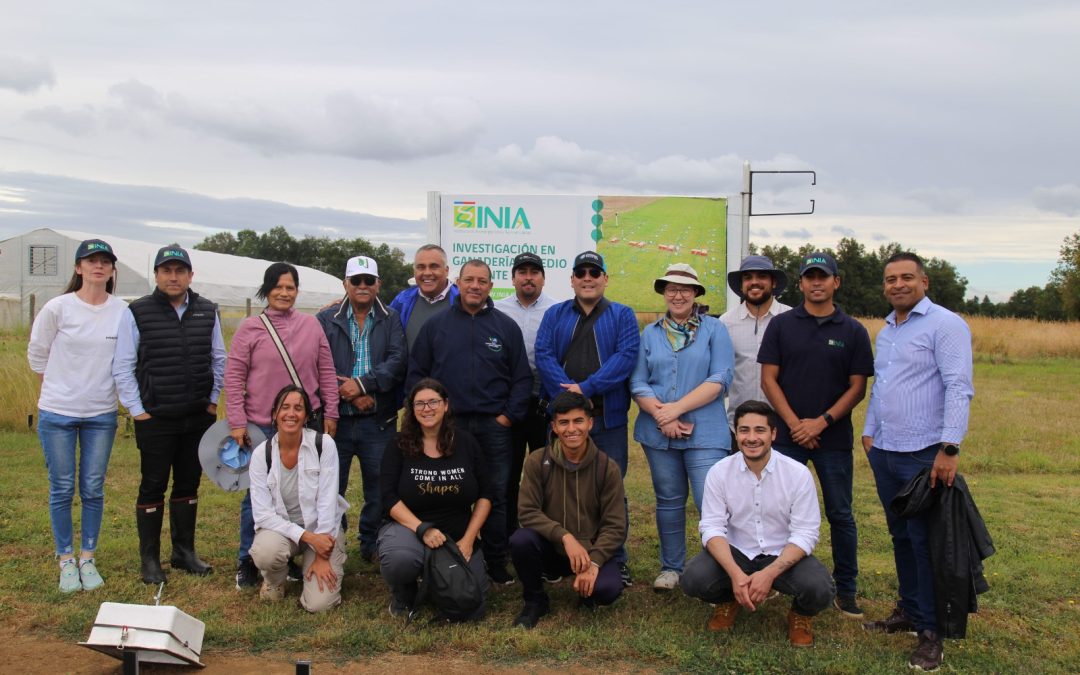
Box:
[652,570,680,592]
[58,559,81,593]
[78,558,104,591]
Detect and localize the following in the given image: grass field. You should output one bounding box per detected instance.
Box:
[597,196,727,314]
[2,321,1079,672]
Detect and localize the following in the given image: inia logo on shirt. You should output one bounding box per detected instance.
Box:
[485,336,503,352]
[827,338,845,348]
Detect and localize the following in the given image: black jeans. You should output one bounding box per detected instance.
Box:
[680,547,836,616]
[134,411,216,505]
[507,398,549,534]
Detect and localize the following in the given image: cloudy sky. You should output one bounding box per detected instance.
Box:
[2,1,1077,300]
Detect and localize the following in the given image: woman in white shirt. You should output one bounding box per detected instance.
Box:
[248,385,348,613]
[27,239,127,593]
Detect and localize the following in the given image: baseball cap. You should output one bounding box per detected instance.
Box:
[345,255,380,279]
[74,239,117,263]
[573,250,606,272]
[511,252,544,274]
[799,252,838,277]
[153,245,192,270]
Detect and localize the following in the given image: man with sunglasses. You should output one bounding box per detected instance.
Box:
[317,255,407,563]
[534,250,640,587]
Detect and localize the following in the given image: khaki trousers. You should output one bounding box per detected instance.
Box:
[250,527,347,613]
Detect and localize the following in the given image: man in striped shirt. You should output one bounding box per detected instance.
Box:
[861,252,974,672]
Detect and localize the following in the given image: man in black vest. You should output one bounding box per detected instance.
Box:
[113,245,226,583]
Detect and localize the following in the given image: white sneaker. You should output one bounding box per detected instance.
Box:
[653,570,680,592]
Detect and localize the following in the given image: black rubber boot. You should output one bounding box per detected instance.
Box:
[136,505,168,584]
[169,497,213,576]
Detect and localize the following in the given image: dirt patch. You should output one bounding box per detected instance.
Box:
[597,196,660,223]
[0,629,652,674]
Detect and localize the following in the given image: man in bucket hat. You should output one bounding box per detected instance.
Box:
[113,245,226,583]
[719,256,791,436]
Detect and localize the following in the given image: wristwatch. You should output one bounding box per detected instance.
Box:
[940,443,960,457]
[822,412,834,425]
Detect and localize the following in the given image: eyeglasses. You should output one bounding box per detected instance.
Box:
[349,274,378,287]
[664,286,696,298]
[413,398,444,410]
[573,267,604,279]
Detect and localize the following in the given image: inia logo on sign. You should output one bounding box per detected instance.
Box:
[454,202,531,230]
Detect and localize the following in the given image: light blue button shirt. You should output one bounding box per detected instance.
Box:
[113,294,227,417]
[494,291,557,395]
[862,296,974,451]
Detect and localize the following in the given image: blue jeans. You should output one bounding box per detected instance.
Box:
[238,423,275,563]
[457,414,513,568]
[38,409,118,556]
[590,419,629,565]
[773,443,858,596]
[642,445,727,573]
[336,415,396,557]
[867,445,939,633]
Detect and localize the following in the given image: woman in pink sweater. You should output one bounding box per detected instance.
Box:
[225,262,340,589]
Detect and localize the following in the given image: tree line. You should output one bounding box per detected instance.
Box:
[195,227,414,301]
[195,227,1080,322]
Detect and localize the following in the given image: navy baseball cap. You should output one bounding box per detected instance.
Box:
[154,245,193,270]
[799,252,838,277]
[573,250,606,272]
[511,251,545,274]
[74,239,117,263]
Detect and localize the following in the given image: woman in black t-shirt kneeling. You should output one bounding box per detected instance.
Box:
[377,378,492,618]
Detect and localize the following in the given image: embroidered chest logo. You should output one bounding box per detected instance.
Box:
[827,338,845,348]
[485,336,503,352]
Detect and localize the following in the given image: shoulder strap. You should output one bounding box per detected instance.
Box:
[265,431,321,471]
[259,313,304,390]
[563,299,609,365]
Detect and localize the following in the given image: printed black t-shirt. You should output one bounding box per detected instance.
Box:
[379,429,491,541]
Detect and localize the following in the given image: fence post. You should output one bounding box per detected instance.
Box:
[29,293,36,325]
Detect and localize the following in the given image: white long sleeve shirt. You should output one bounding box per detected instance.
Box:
[719,299,791,427]
[699,450,821,558]
[248,428,348,544]
[27,292,127,417]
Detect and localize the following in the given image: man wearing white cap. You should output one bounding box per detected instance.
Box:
[317,255,407,562]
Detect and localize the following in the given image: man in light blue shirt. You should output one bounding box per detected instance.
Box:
[494,252,557,537]
[861,252,974,672]
[113,245,227,584]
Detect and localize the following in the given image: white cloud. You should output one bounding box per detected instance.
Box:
[905,187,971,214]
[103,80,484,161]
[1031,183,1080,217]
[0,55,55,94]
[832,225,857,237]
[23,105,97,136]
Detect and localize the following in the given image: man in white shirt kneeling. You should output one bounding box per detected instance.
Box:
[680,400,835,647]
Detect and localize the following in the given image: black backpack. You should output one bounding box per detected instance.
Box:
[413,538,485,623]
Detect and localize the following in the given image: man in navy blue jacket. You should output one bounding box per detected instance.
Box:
[405,258,532,584]
[534,250,640,586]
[317,255,407,563]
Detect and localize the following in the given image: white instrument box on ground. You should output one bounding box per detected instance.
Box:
[80,601,205,667]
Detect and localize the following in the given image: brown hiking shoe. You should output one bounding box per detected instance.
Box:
[863,605,917,634]
[908,630,943,671]
[706,601,739,632]
[787,610,814,647]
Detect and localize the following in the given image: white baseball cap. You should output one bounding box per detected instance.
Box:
[344,255,380,279]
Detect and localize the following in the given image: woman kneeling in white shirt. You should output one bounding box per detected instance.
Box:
[248,385,348,612]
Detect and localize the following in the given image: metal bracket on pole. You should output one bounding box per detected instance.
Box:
[748,170,817,216]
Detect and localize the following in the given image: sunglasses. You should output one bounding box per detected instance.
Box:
[348,274,378,287]
[573,267,604,279]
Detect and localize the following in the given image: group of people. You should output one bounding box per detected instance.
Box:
[28,236,974,672]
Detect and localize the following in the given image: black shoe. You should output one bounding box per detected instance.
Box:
[578,596,598,611]
[908,630,943,671]
[488,564,516,586]
[136,506,167,584]
[286,558,302,582]
[168,498,212,576]
[235,558,259,591]
[512,602,549,629]
[863,605,917,635]
[619,563,633,588]
[541,571,563,584]
[833,594,864,618]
